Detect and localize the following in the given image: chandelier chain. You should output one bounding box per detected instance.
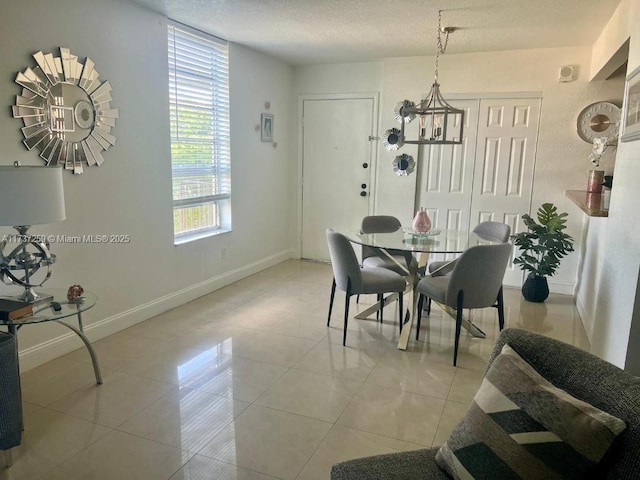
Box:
[434,10,450,83]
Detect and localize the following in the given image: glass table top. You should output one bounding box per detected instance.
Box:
[0,289,97,326]
[343,229,496,254]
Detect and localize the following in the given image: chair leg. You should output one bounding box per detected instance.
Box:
[497,286,505,330]
[376,294,382,322]
[327,278,336,327]
[453,291,464,367]
[398,292,404,334]
[427,297,432,315]
[343,281,352,346]
[416,294,424,340]
[356,294,360,304]
[380,295,384,322]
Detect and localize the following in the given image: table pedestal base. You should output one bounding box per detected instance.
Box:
[431,302,487,339]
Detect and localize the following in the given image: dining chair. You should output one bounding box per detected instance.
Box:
[360,215,418,276]
[428,221,511,277]
[415,243,512,366]
[423,221,511,315]
[326,229,407,346]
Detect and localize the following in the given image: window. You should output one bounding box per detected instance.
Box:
[168,22,231,243]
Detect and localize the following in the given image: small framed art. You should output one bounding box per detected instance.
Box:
[621,65,640,142]
[261,113,273,142]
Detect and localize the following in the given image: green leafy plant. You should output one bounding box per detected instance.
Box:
[511,203,575,278]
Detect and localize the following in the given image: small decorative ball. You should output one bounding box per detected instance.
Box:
[67,284,84,302]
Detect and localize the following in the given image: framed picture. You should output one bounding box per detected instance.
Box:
[261,113,273,142]
[621,65,640,142]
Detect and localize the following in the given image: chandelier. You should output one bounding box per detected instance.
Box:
[384,11,464,149]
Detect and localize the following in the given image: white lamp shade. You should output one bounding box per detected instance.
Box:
[0,166,66,226]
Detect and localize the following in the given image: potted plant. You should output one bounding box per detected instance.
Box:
[511,203,575,302]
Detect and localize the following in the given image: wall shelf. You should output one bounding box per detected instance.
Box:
[565,190,608,217]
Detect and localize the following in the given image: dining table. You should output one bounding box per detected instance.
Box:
[342,228,499,350]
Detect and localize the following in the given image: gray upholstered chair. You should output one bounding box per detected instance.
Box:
[415,243,512,365]
[428,221,511,277]
[423,221,511,316]
[326,229,407,346]
[360,215,418,276]
[330,328,640,480]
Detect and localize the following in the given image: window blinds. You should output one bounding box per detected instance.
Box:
[168,23,230,238]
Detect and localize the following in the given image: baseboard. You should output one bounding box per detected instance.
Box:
[547,279,575,296]
[18,249,295,372]
[503,279,575,296]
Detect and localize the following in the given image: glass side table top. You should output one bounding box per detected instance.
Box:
[0,289,97,326]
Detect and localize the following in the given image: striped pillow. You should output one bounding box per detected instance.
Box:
[436,344,626,479]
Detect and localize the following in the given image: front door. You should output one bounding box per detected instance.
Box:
[301,96,376,261]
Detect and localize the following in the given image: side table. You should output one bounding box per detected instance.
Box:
[0,289,102,385]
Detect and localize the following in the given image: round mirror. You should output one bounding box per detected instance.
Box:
[12,47,119,174]
[392,153,415,176]
[394,99,416,124]
[383,128,404,151]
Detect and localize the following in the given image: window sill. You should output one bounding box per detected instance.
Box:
[174,227,232,246]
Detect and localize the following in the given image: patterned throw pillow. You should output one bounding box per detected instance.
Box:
[436,345,626,479]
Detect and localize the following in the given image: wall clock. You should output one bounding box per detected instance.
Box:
[576,101,620,144]
[12,47,118,174]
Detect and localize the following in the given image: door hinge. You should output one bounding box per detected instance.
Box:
[368,135,379,141]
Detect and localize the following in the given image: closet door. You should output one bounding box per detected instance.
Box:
[416,96,542,286]
[415,99,478,233]
[470,97,542,286]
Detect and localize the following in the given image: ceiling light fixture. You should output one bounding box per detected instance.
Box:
[385,11,464,149]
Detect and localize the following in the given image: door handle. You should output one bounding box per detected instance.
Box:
[360,191,367,197]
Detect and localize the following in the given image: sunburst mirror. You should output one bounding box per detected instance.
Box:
[392,153,415,176]
[12,47,118,174]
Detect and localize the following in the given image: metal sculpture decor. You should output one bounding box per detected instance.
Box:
[12,47,118,174]
[384,11,463,152]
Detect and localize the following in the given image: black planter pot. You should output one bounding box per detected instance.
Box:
[522,275,549,303]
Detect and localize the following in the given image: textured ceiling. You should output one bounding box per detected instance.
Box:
[130,0,621,65]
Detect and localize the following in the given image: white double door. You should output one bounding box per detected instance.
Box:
[416,96,542,286]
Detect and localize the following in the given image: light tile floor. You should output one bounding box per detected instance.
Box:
[4,260,589,480]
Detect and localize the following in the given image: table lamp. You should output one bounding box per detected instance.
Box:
[0,164,66,303]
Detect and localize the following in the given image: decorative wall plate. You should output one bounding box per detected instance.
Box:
[394,100,416,124]
[392,153,415,176]
[383,128,404,151]
[12,47,118,174]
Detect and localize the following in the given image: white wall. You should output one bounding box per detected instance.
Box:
[0,0,294,370]
[588,0,640,369]
[575,216,608,342]
[294,48,624,294]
